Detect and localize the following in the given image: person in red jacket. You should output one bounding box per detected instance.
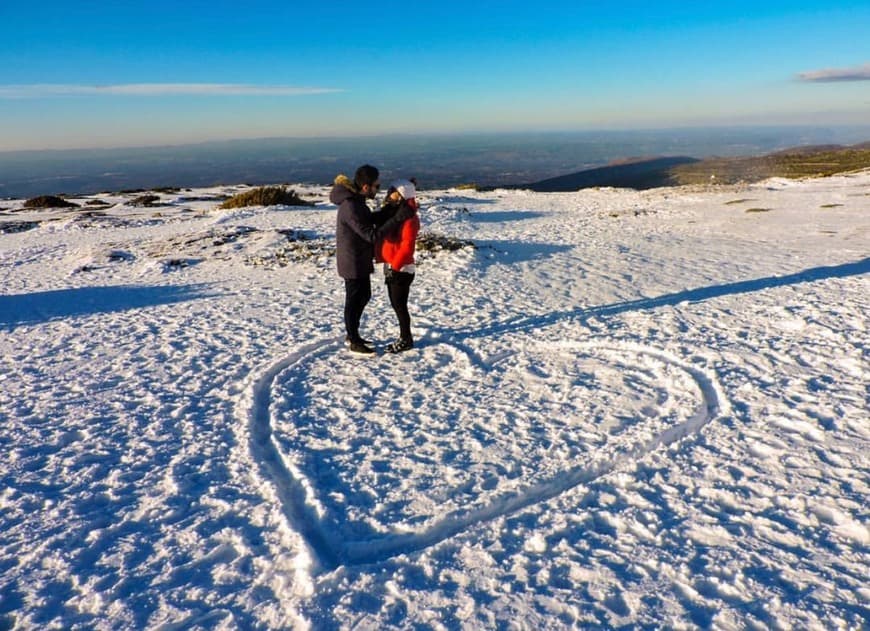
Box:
[375,179,420,353]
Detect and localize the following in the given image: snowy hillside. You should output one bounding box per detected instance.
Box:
[1,172,868,629]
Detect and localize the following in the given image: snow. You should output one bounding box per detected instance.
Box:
[1,172,868,629]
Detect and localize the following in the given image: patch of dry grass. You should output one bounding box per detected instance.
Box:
[24,195,79,209]
[672,148,870,186]
[219,186,313,209]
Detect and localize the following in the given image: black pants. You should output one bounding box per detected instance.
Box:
[386,270,415,341]
[344,277,371,342]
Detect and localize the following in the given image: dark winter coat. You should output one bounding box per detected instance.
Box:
[331,175,378,279]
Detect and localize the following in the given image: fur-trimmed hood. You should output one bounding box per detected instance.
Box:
[329,174,359,206]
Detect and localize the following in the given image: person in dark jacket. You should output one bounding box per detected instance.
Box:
[330,164,413,354]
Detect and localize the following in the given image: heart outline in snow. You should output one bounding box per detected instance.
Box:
[242,334,726,574]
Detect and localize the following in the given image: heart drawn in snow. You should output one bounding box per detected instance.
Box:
[246,334,723,572]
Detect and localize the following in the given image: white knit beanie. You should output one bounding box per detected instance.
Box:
[391,179,416,200]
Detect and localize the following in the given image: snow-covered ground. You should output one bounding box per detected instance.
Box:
[1,172,868,630]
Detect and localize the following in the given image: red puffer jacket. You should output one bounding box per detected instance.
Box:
[377,199,420,270]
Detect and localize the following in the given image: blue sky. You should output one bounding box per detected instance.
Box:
[1,1,868,150]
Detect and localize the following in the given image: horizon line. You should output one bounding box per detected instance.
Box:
[4,124,870,155]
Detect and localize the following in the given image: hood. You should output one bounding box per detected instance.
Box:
[329,174,359,205]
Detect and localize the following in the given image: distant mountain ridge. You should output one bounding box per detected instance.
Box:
[521,142,870,191]
[4,131,870,198]
[518,156,700,191]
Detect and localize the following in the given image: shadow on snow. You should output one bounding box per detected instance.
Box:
[0,284,221,328]
[465,210,547,223]
[441,256,870,342]
[472,240,574,268]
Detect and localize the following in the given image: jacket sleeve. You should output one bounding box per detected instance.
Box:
[372,206,396,227]
[341,199,379,244]
[388,216,420,269]
[343,199,411,244]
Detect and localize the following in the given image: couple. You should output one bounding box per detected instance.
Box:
[331,164,420,355]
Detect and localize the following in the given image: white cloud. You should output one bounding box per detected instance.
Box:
[0,83,343,98]
[797,63,870,82]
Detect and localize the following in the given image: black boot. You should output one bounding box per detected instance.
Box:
[345,335,372,347]
[385,338,414,353]
[349,340,376,354]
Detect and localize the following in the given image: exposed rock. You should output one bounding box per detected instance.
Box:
[0,221,40,234]
[162,258,200,271]
[416,232,475,252]
[177,195,231,203]
[245,229,334,268]
[145,225,259,260]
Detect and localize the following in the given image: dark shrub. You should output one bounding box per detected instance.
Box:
[130,194,161,207]
[24,195,79,209]
[219,186,314,209]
